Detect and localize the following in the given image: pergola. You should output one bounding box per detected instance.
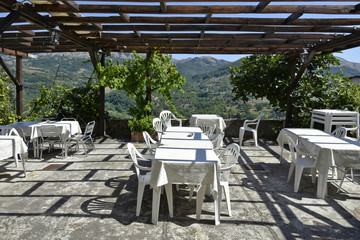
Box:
[1,0,360,134]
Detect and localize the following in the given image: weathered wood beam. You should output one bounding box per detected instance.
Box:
[60,0,79,12]
[350,3,360,13]
[32,4,356,15]
[119,13,130,22]
[254,1,271,13]
[50,16,360,26]
[0,10,20,36]
[0,1,92,49]
[314,32,360,53]
[20,30,35,36]
[0,56,18,86]
[0,47,28,57]
[283,7,304,25]
[160,2,167,13]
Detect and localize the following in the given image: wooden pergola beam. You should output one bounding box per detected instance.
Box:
[0,10,20,36]
[254,1,271,13]
[283,7,304,25]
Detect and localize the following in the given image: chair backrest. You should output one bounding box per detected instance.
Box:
[244,112,264,130]
[153,118,164,139]
[284,133,297,163]
[211,132,225,151]
[39,125,62,140]
[143,131,157,155]
[127,143,141,178]
[84,121,95,137]
[198,120,217,138]
[127,143,151,178]
[331,127,347,138]
[8,128,20,137]
[61,117,76,121]
[218,143,240,181]
[159,110,174,127]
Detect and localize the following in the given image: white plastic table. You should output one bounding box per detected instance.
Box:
[189,114,226,133]
[0,135,27,176]
[277,128,360,199]
[151,126,220,225]
[310,109,359,138]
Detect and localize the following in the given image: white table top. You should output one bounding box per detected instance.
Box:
[0,135,28,160]
[189,114,226,132]
[312,109,359,115]
[151,127,219,194]
[0,121,81,141]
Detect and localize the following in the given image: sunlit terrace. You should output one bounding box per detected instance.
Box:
[0,133,359,239]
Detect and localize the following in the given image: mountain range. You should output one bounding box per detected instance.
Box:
[1,53,360,119]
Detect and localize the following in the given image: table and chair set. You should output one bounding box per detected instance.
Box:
[277,109,360,199]
[129,111,241,225]
[0,118,96,176]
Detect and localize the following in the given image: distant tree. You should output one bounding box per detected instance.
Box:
[97,50,186,119]
[229,54,360,127]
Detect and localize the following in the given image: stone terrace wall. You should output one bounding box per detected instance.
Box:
[105,119,284,141]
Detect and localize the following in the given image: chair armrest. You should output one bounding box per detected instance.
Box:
[220,164,235,172]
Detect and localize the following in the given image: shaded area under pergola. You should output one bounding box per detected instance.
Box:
[1,0,360,134]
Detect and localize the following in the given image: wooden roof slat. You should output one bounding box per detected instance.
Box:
[0,0,359,56]
[32,4,356,15]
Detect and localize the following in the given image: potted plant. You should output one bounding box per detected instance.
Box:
[128,116,154,142]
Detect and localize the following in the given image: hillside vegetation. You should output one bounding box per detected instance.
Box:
[2,53,359,120]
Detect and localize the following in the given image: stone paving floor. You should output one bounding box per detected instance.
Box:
[0,136,359,240]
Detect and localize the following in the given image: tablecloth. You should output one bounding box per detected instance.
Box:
[189,114,226,133]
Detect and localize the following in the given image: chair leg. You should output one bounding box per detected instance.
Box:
[189,185,195,201]
[253,131,258,147]
[81,140,88,156]
[222,182,232,216]
[337,168,349,193]
[239,128,245,146]
[196,185,207,220]
[136,181,146,216]
[287,162,295,183]
[350,168,354,182]
[294,165,304,193]
[311,167,317,184]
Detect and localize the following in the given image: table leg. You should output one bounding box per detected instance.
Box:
[164,184,173,218]
[317,171,328,199]
[152,186,161,225]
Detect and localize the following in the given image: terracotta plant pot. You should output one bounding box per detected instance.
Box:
[131,131,144,142]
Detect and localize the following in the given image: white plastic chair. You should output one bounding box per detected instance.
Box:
[331,127,347,138]
[285,133,317,193]
[68,121,95,156]
[217,143,240,216]
[198,120,217,139]
[39,125,69,159]
[142,131,157,159]
[211,132,225,155]
[239,113,263,146]
[152,118,164,140]
[159,110,182,127]
[337,164,360,193]
[127,143,153,216]
[61,117,76,121]
[3,128,27,176]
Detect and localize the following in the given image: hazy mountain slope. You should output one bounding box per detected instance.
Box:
[1,53,360,119]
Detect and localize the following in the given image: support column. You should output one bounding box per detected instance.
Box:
[16,55,23,116]
[99,53,106,136]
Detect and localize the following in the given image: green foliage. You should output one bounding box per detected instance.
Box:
[128,115,154,132]
[0,71,20,124]
[97,50,186,119]
[230,53,360,127]
[27,78,100,123]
